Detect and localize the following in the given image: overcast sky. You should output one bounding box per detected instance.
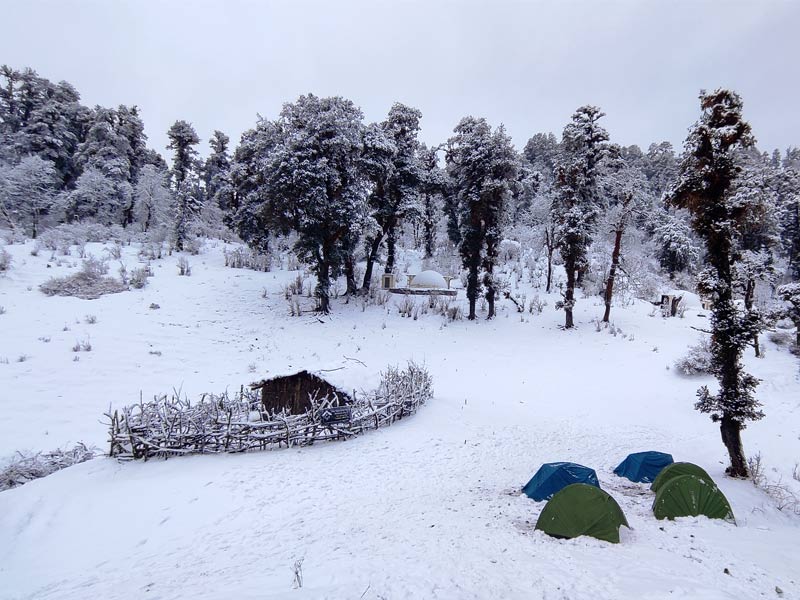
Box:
[2,0,798,159]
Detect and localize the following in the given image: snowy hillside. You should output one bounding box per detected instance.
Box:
[1,240,799,599]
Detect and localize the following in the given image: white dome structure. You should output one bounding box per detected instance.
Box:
[409,270,447,289]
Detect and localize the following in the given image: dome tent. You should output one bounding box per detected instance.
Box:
[535,483,630,544]
[650,462,714,493]
[652,475,735,523]
[614,451,674,483]
[522,462,600,502]
[409,270,447,289]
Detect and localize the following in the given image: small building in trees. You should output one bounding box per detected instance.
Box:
[251,371,352,415]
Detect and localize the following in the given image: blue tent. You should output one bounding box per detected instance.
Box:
[614,451,674,483]
[522,462,600,501]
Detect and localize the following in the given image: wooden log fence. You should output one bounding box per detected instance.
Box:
[106,362,433,460]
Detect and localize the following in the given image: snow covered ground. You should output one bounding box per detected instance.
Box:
[1,240,799,599]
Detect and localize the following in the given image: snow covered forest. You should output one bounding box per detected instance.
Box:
[2,61,800,599]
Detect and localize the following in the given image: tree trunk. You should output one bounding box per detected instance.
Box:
[424,199,436,259]
[744,277,760,357]
[564,260,575,329]
[720,416,748,478]
[344,253,357,296]
[466,262,479,320]
[316,249,331,314]
[602,227,623,322]
[385,222,396,274]
[545,229,554,293]
[361,235,383,292]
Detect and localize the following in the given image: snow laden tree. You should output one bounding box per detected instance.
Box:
[666,89,764,478]
[552,106,611,328]
[651,209,700,278]
[71,107,134,225]
[0,155,59,237]
[600,164,648,322]
[776,153,800,279]
[360,103,423,290]
[0,66,90,188]
[729,150,781,356]
[133,164,172,232]
[523,132,560,185]
[775,283,800,346]
[446,117,519,320]
[262,95,368,313]
[229,119,280,255]
[416,143,447,259]
[643,141,678,198]
[204,130,234,211]
[528,188,561,293]
[166,120,201,251]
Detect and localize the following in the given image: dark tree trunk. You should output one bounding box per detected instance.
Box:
[385,222,396,274]
[486,286,495,319]
[361,235,383,292]
[720,416,748,478]
[316,247,331,314]
[564,258,576,329]
[576,265,586,288]
[466,262,479,320]
[602,227,623,323]
[344,253,357,296]
[424,209,436,259]
[545,229,554,293]
[744,277,760,357]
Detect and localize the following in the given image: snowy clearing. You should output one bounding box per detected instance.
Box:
[1,240,799,599]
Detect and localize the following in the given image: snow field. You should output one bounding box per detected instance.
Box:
[0,240,799,599]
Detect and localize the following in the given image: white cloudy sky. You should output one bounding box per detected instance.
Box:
[2,0,798,158]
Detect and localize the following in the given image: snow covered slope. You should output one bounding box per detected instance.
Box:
[1,241,798,599]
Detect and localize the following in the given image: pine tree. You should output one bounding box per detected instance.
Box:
[204,130,234,211]
[230,119,280,255]
[651,209,700,277]
[167,120,201,251]
[776,155,800,279]
[446,117,519,319]
[666,89,764,478]
[261,95,368,313]
[552,106,611,328]
[73,107,133,225]
[360,103,423,290]
[417,143,446,258]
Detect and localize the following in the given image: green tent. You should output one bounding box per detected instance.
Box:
[650,461,714,493]
[535,483,630,544]
[652,475,735,522]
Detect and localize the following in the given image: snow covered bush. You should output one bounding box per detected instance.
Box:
[40,256,128,299]
[0,443,96,491]
[129,265,152,289]
[177,256,191,276]
[0,246,11,272]
[35,223,126,254]
[374,361,433,408]
[674,336,713,376]
[223,246,271,272]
